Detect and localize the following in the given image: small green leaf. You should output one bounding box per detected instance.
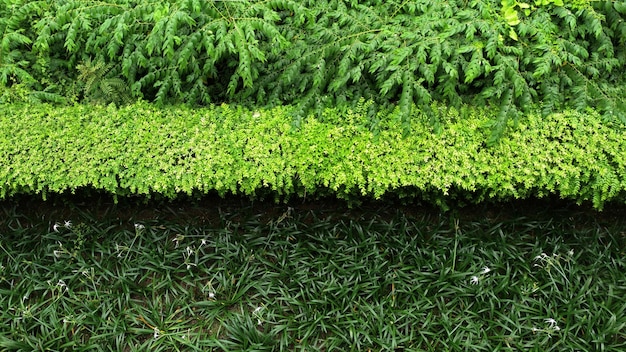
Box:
[503,8,520,26]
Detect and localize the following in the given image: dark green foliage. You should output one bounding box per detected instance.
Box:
[0,0,36,86]
[1,0,299,104]
[0,0,625,134]
[2,201,625,350]
[77,58,130,105]
[1,102,625,208]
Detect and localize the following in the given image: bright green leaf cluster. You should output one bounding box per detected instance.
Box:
[1,102,625,209]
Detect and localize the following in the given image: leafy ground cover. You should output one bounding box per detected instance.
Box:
[3,102,626,208]
[1,196,625,351]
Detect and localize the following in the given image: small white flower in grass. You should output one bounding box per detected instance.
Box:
[208,292,215,299]
[115,243,124,257]
[134,223,145,230]
[532,327,539,333]
[57,279,68,291]
[64,221,72,229]
[72,269,90,278]
[567,249,574,257]
[53,223,61,232]
[172,234,184,248]
[53,250,62,258]
[470,275,479,285]
[554,325,561,331]
[481,266,491,274]
[153,327,160,339]
[545,318,557,328]
[253,306,264,325]
[186,246,193,257]
[200,239,208,247]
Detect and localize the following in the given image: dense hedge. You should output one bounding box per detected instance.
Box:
[1,0,625,134]
[1,102,625,209]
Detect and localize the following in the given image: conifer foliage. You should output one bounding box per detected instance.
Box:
[0,0,625,129]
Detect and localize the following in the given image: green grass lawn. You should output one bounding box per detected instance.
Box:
[1,198,625,351]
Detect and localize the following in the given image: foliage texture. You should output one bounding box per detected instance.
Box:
[1,102,625,208]
[2,203,626,350]
[0,0,625,132]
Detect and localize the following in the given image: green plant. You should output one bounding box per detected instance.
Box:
[1,201,625,350]
[0,0,35,86]
[14,0,300,105]
[76,58,130,105]
[1,0,625,136]
[1,101,625,208]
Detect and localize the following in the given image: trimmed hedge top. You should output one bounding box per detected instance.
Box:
[1,102,625,208]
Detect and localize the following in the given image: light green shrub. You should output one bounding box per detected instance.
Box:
[1,102,624,208]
